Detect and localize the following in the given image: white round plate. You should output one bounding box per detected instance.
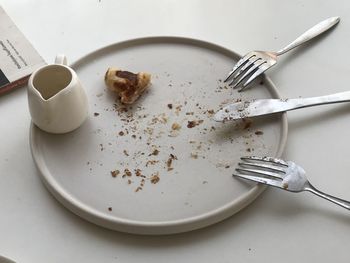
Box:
[30,37,287,235]
[0,256,15,263]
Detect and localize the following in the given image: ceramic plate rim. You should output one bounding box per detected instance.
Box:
[29,36,288,234]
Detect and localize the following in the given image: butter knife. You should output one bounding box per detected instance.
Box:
[214,90,350,121]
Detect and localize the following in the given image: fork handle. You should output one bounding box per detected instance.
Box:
[276,17,340,56]
[305,183,350,210]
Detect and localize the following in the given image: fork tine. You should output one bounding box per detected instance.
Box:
[238,161,286,174]
[233,172,283,188]
[240,62,271,91]
[241,156,288,167]
[231,60,265,89]
[236,168,283,180]
[228,57,260,86]
[224,54,255,82]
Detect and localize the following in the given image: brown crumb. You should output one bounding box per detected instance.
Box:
[171,122,181,131]
[108,207,112,211]
[135,187,143,192]
[140,178,146,186]
[150,172,160,184]
[94,112,100,116]
[225,165,230,169]
[123,150,129,156]
[135,169,142,177]
[246,148,251,152]
[111,170,120,177]
[167,103,173,109]
[124,168,132,177]
[127,179,132,184]
[170,153,178,160]
[175,105,182,115]
[149,149,159,156]
[207,109,215,115]
[166,154,177,170]
[119,131,125,136]
[146,160,159,167]
[187,120,204,128]
[132,134,137,139]
[167,158,173,169]
[255,130,264,135]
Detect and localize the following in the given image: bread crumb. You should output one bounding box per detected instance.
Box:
[187,120,204,128]
[111,170,120,177]
[150,172,160,184]
[171,122,181,130]
[135,187,143,192]
[124,168,132,177]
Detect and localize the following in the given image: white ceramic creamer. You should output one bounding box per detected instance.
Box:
[27,55,88,133]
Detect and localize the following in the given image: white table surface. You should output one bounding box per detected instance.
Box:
[1,0,350,262]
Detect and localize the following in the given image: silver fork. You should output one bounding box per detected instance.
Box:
[234,156,350,210]
[225,16,340,91]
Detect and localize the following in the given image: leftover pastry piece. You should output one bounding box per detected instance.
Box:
[104,68,151,104]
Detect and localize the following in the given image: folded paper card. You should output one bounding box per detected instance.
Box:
[0,6,46,95]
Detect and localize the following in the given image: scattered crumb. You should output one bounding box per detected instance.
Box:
[127,179,132,184]
[119,131,125,136]
[187,120,204,128]
[149,149,159,156]
[150,172,160,184]
[124,168,132,177]
[135,169,142,177]
[255,130,264,135]
[171,122,181,131]
[167,103,173,109]
[175,105,182,115]
[94,112,100,116]
[135,187,143,192]
[146,160,159,167]
[108,207,112,211]
[225,165,230,169]
[111,170,120,177]
[166,154,177,171]
[123,150,129,156]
